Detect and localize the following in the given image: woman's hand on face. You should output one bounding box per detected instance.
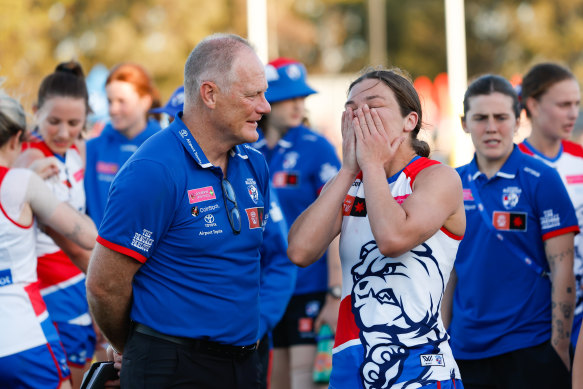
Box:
[341,107,359,174]
[353,104,404,171]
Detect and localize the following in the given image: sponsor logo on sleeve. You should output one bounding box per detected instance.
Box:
[540,209,561,230]
[493,211,527,231]
[420,354,445,367]
[246,207,265,229]
[188,186,216,204]
[131,229,154,252]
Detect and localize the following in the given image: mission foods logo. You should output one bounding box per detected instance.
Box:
[342,195,367,217]
[493,211,527,231]
[188,186,216,204]
[272,171,299,188]
[246,207,265,229]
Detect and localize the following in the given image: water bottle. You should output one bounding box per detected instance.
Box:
[313,324,334,383]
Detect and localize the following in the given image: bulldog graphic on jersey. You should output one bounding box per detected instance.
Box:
[350,240,449,388]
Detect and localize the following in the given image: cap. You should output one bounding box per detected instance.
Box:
[150,85,184,116]
[264,58,317,104]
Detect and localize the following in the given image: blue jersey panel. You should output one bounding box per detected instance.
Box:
[254,126,340,294]
[85,119,160,227]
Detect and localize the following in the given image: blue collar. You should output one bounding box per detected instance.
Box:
[170,114,246,170]
[387,155,420,184]
[468,144,522,181]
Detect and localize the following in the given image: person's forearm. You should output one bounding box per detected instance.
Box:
[551,266,575,351]
[45,225,91,273]
[546,234,576,369]
[87,287,133,353]
[86,244,141,353]
[288,168,355,266]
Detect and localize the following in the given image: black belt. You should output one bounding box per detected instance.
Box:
[133,322,256,359]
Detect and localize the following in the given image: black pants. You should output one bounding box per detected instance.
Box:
[256,333,270,389]
[456,340,570,389]
[120,327,261,389]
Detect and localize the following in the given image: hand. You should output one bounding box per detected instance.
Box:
[341,107,359,175]
[29,157,60,179]
[353,104,404,172]
[314,295,341,334]
[105,345,122,387]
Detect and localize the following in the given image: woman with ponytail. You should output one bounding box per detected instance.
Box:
[15,61,96,388]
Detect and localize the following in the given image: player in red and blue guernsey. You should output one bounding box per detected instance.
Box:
[518,63,583,347]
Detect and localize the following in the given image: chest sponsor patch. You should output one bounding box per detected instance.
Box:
[419,354,445,367]
[342,195,367,216]
[463,188,474,201]
[246,207,265,229]
[493,211,527,231]
[96,161,118,175]
[567,175,583,185]
[272,171,299,188]
[188,186,216,204]
[0,269,13,287]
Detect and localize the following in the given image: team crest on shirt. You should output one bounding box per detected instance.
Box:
[502,186,521,209]
[283,151,299,169]
[245,178,259,204]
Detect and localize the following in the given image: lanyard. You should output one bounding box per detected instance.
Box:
[466,173,549,278]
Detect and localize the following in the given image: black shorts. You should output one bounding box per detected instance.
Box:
[272,292,326,348]
[456,340,570,389]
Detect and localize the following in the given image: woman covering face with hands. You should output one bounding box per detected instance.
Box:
[288,68,465,389]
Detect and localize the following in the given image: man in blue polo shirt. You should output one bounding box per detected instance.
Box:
[86,33,273,388]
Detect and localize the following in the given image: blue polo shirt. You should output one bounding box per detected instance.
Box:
[85,119,161,227]
[97,115,270,346]
[253,125,340,295]
[451,146,579,359]
[259,187,296,339]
